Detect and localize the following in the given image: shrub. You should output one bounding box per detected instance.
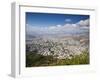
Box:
[26,50,89,67]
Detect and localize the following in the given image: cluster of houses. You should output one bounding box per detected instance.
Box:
[27,37,89,59]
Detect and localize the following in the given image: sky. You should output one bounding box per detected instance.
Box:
[26,12,89,36]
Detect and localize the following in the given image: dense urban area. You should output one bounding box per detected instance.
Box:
[26,34,89,67]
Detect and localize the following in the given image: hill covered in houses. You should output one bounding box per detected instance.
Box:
[26,34,89,67]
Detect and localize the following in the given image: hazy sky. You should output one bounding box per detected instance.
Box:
[26,12,89,36]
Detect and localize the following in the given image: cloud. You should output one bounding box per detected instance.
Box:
[65,19,71,22]
[77,19,89,26]
[48,26,57,29]
[26,19,89,36]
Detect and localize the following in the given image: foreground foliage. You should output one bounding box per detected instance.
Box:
[26,50,89,67]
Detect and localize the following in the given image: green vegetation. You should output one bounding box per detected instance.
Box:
[26,51,56,67]
[57,50,89,65]
[26,50,89,67]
